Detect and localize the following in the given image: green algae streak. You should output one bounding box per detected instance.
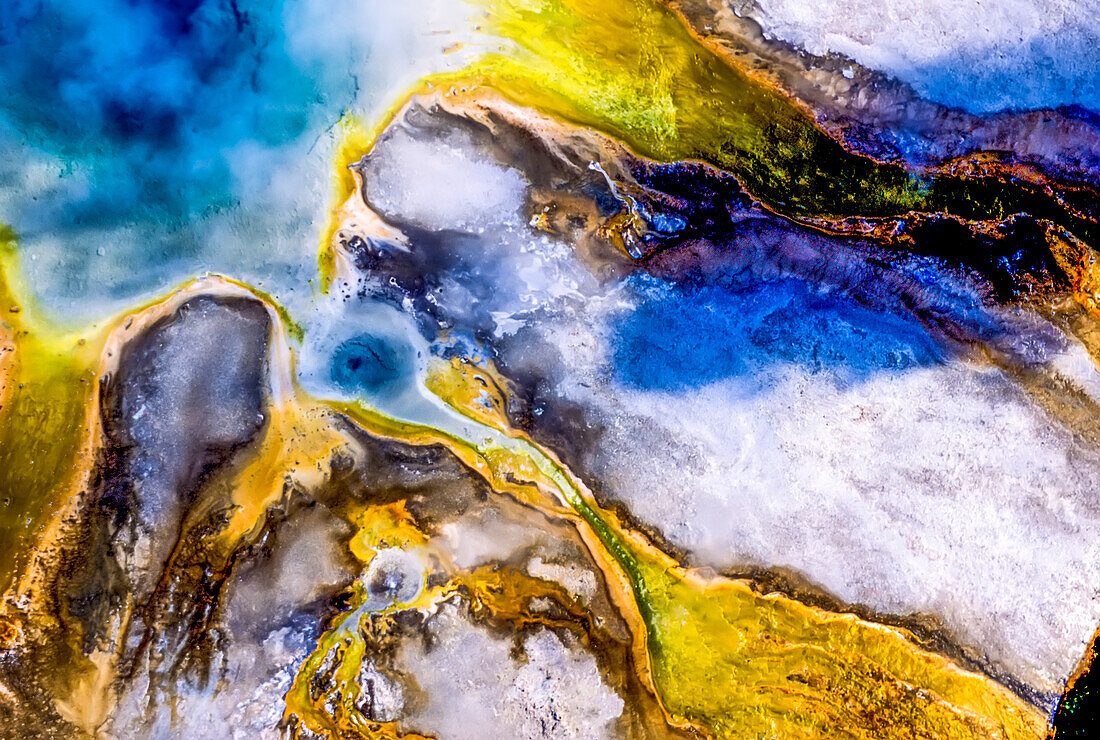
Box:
[434,0,1092,242]
[0,227,97,591]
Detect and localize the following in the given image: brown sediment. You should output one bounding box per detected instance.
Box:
[459,570,679,740]
[997,357,1100,449]
[283,473,679,738]
[1046,228,1100,319]
[427,567,684,738]
[310,377,677,733]
[1047,295,1100,368]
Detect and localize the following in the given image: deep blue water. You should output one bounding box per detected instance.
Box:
[0,0,380,320]
[612,275,943,392]
[0,0,350,225]
[330,333,412,394]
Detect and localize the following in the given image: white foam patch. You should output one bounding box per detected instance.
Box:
[223,506,356,632]
[436,509,541,569]
[360,125,607,338]
[364,127,528,233]
[527,557,599,602]
[747,0,1100,112]
[106,626,312,740]
[396,603,623,739]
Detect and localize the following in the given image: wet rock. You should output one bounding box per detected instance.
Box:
[106,295,271,544]
[364,548,424,605]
